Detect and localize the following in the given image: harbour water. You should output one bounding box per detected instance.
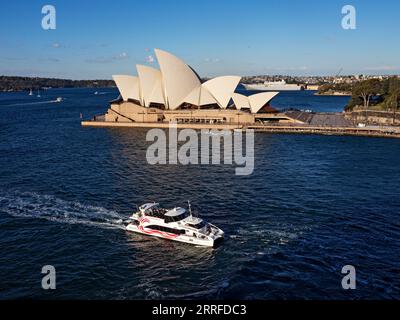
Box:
[0,88,399,299]
[238,87,350,113]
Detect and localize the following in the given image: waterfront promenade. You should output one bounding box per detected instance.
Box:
[82,112,400,139]
[246,124,400,138]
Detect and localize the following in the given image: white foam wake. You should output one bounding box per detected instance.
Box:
[2,99,63,107]
[0,191,126,230]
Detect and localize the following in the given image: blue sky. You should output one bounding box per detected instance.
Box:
[0,0,399,79]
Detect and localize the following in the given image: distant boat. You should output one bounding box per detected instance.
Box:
[37,89,41,98]
[243,80,304,91]
[29,88,33,96]
[55,97,63,102]
[94,91,99,95]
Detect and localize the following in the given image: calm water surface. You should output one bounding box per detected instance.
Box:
[0,88,399,299]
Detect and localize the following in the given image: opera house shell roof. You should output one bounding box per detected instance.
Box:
[113,49,278,114]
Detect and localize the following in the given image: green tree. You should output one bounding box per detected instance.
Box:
[352,78,382,121]
[386,77,400,124]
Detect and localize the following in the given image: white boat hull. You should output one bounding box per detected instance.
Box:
[126,221,223,247]
[243,83,303,91]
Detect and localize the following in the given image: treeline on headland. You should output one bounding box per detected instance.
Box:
[0,76,115,92]
[317,83,353,95]
[345,77,400,112]
[317,76,400,114]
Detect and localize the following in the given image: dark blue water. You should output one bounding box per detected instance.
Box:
[237,87,350,112]
[1,88,399,299]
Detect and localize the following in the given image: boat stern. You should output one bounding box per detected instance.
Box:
[208,224,224,247]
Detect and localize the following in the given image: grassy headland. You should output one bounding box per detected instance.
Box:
[0,76,115,92]
[317,83,353,96]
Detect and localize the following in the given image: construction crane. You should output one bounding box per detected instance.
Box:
[334,68,343,83]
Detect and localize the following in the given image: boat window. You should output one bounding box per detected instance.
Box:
[188,221,206,229]
[146,207,167,218]
[146,225,185,235]
[144,206,158,215]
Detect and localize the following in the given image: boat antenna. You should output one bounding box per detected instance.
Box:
[188,200,192,217]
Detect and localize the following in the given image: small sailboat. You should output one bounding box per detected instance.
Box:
[37,89,41,98]
[29,88,33,96]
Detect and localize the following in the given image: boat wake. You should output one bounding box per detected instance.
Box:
[2,99,63,107]
[0,191,126,230]
[94,91,111,95]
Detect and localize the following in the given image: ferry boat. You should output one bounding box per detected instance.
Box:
[125,202,224,247]
[243,80,304,91]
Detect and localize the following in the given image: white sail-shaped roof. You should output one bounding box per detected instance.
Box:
[183,86,201,105]
[136,65,165,107]
[202,76,241,109]
[232,93,251,110]
[199,87,218,105]
[248,92,279,113]
[232,92,279,113]
[154,48,201,110]
[113,50,266,111]
[183,86,218,106]
[113,75,141,102]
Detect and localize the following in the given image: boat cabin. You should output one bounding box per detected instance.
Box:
[164,207,189,223]
[139,203,167,218]
[139,203,190,223]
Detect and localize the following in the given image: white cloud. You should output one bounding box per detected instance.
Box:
[145,55,155,63]
[116,52,128,60]
[85,52,129,63]
[204,58,221,63]
[364,66,400,71]
[279,66,308,71]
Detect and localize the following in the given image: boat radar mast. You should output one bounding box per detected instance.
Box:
[188,200,192,217]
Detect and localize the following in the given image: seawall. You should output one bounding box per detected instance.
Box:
[81,121,400,139]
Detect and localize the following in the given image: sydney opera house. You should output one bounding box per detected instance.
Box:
[92,49,297,127]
